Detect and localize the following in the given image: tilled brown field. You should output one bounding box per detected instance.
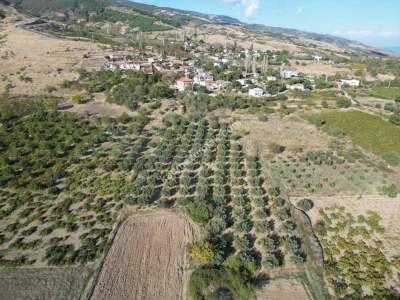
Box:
[91,211,200,300]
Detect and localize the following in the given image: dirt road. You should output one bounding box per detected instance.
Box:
[91,211,200,300]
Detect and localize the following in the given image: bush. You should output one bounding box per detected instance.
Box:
[267,143,285,154]
[336,97,351,108]
[72,95,84,105]
[190,241,215,265]
[382,184,398,198]
[186,201,210,224]
[116,112,132,124]
[188,267,256,300]
[297,198,314,211]
[389,114,400,126]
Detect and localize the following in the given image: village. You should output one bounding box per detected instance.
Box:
[103,41,361,99]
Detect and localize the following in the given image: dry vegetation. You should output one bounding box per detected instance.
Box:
[256,277,310,300]
[0,266,93,300]
[0,9,107,96]
[232,114,331,156]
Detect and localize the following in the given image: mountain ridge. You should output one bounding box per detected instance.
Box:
[6,0,388,56]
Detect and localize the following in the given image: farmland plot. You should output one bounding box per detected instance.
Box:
[91,211,200,300]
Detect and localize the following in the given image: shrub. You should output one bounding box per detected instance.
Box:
[382,184,398,198]
[267,143,286,154]
[188,267,256,300]
[336,97,351,108]
[186,201,210,224]
[190,241,215,265]
[297,198,314,211]
[72,95,84,105]
[389,114,400,126]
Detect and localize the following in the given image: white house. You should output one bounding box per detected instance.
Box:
[176,77,193,92]
[193,72,214,86]
[339,79,360,88]
[267,76,277,82]
[249,88,264,97]
[280,69,299,79]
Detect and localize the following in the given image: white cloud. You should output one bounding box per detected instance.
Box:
[295,7,303,16]
[333,29,400,39]
[220,0,261,18]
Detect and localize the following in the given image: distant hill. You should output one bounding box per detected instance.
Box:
[7,0,388,56]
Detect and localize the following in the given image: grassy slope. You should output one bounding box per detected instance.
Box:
[370,87,400,100]
[306,110,400,165]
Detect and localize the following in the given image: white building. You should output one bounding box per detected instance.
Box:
[193,72,214,86]
[339,79,360,88]
[280,69,299,79]
[249,88,264,97]
[267,76,277,82]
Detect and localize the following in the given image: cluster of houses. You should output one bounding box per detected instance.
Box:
[104,49,361,98]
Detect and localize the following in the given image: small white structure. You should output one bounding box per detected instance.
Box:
[280,70,299,79]
[267,76,277,82]
[313,55,323,62]
[249,87,264,97]
[339,79,360,88]
[176,77,193,92]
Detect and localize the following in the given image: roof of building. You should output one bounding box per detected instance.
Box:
[176,77,193,83]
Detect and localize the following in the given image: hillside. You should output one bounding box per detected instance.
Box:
[6,0,388,56]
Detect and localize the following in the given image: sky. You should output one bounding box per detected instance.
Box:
[131,0,400,48]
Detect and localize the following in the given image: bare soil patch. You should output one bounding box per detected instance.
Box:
[91,211,200,300]
[67,93,135,117]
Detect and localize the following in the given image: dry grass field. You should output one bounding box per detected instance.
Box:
[256,277,310,300]
[0,9,107,96]
[91,211,200,300]
[232,114,331,156]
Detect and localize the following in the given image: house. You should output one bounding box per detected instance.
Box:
[288,83,305,91]
[249,87,264,97]
[193,72,214,86]
[176,77,193,92]
[237,79,253,87]
[339,79,360,88]
[280,70,298,79]
[267,76,277,82]
[206,80,230,92]
[106,61,145,71]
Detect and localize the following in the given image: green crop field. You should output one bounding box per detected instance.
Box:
[370,87,400,100]
[306,111,400,165]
